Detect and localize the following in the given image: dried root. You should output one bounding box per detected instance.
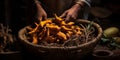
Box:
[0,23,15,52]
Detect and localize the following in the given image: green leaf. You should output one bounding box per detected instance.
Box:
[101,38,110,43]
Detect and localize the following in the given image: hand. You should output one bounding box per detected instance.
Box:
[37,7,47,21]
[35,0,47,21]
[60,4,81,21]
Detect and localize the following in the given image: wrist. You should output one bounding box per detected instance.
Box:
[75,1,85,8]
[73,3,81,10]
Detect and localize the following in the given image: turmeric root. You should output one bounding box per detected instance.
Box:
[54,14,63,21]
[38,27,47,40]
[61,26,72,31]
[76,30,82,35]
[28,22,39,34]
[46,24,60,32]
[60,21,66,26]
[32,34,38,44]
[57,31,67,41]
[40,19,52,27]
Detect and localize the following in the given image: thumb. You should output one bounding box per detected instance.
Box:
[44,15,47,20]
[60,11,67,18]
[38,17,42,21]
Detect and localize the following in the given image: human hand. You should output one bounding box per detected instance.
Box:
[34,0,47,21]
[37,7,47,21]
[60,4,81,21]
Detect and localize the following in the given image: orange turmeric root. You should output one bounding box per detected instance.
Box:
[28,22,39,34]
[32,34,38,44]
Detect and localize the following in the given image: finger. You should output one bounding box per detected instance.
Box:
[71,15,76,20]
[65,15,70,21]
[38,17,42,21]
[43,15,47,20]
[60,11,67,18]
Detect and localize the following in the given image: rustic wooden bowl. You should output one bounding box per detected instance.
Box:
[18,20,103,60]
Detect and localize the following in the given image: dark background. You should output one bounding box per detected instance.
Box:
[0,0,120,34]
[0,0,120,60]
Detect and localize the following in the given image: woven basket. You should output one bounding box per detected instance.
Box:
[18,20,103,60]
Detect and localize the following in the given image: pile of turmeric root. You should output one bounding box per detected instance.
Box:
[26,14,84,45]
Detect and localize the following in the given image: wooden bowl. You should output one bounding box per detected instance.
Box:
[18,19,103,60]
